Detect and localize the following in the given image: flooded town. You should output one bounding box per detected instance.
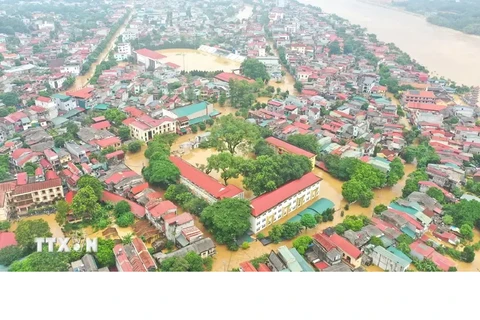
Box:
[1,0,480,274]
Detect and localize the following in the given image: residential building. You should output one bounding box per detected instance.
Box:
[370,246,411,272]
[64,142,89,163]
[169,156,244,203]
[51,94,77,112]
[127,115,176,142]
[265,136,316,169]
[70,254,99,272]
[312,232,342,265]
[153,237,216,264]
[250,172,321,233]
[164,212,194,242]
[328,233,362,268]
[213,72,254,86]
[403,90,436,104]
[113,238,156,272]
[162,102,216,133]
[114,43,132,61]
[134,48,166,70]
[146,200,177,231]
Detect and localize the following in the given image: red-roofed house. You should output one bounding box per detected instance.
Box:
[329,233,362,268]
[93,137,121,150]
[66,87,94,108]
[114,237,156,272]
[239,261,258,272]
[312,232,342,265]
[265,136,316,168]
[169,156,244,204]
[214,72,254,85]
[101,191,145,218]
[146,200,177,231]
[16,172,28,185]
[164,212,194,241]
[134,48,166,70]
[250,172,321,233]
[403,90,436,104]
[10,178,64,216]
[91,120,111,131]
[409,240,455,271]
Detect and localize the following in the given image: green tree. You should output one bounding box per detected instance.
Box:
[294,81,304,93]
[142,155,180,188]
[184,197,209,216]
[105,108,127,125]
[128,140,142,153]
[240,58,270,82]
[281,222,303,240]
[95,238,116,267]
[72,186,98,218]
[268,225,283,243]
[402,169,428,197]
[14,219,51,251]
[118,126,131,141]
[287,134,319,155]
[9,252,70,272]
[426,187,445,204]
[343,215,367,231]
[54,136,66,148]
[398,242,411,255]
[387,157,405,186]
[77,175,103,200]
[342,179,374,207]
[0,221,11,231]
[443,199,480,228]
[300,214,317,230]
[334,224,346,235]
[413,259,441,272]
[55,200,70,226]
[209,114,260,154]
[369,236,384,247]
[114,200,131,217]
[460,224,474,241]
[206,152,243,184]
[200,198,252,248]
[190,125,198,133]
[66,121,79,137]
[442,215,453,225]
[116,212,135,227]
[0,246,25,266]
[218,91,227,107]
[228,79,256,109]
[374,204,387,215]
[352,163,386,189]
[402,146,417,164]
[0,92,19,106]
[293,235,313,255]
[23,162,38,176]
[185,87,196,103]
[198,122,206,131]
[328,40,341,55]
[461,246,475,263]
[253,140,275,156]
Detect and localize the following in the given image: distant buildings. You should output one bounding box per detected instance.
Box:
[403,90,436,104]
[134,48,166,70]
[265,136,316,169]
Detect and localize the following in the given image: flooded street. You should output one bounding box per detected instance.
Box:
[68,10,134,91]
[301,0,480,86]
[157,49,241,72]
[10,214,64,239]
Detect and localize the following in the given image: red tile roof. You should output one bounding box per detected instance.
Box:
[39,158,51,169]
[165,62,181,69]
[123,106,144,118]
[430,251,455,271]
[329,233,362,259]
[314,261,330,270]
[13,178,62,195]
[0,232,17,250]
[239,261,258,272]
[313,233,336,252]
[257,263,271,272]
[65,190,75,204]
[165,212,193,225]
[214,72,254,83]
[265,136,315,158]
[11,148,31,160]
[406,102,446,112]
[169,156,244,200]
[387,208,424,230]
[91,120,111,130]
[16,172,28,185]
[104,170,138,184]
[45,170,59,180]
[250,172,321,217]
[130,182,149,195]
[67,87,94,100]
[92,116,106,123]
[113,244,136,272]
[101,191,145,218]
[105,150,124,160]
[132,237,156,270]
[149,200,177,218]
[94,137,121,148]
[135,48,166,60]
[36,96,51,103]
[410,240,435,258]
[405,90,435,98]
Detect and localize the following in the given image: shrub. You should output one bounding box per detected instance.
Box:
[241,242,250,250]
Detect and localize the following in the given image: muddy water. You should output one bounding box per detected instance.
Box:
[301,0,480,86]
[125,145,149,175]
[68,10,134,91]
[10,214,64,239]
[157,49,241,72]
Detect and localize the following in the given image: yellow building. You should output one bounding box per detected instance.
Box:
[265,136,316,169]
[127,115,177,143]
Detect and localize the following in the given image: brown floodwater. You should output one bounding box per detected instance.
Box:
[157,49,241,72]
[300,0,480,86]
[10,214,64,239]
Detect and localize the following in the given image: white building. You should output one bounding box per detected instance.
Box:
[35,96,58,120]
[51,93,77,111]
[61,64,80,76]
[48,75,66,90]
[122,28,138,42]
[256,56,281,73]
[249,172,321,233]
[127,114,177,143]
[134,48,166,70]
[370,246,411,272]
[114,43,132,61]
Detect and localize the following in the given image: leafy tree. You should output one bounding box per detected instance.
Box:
[54,136,66,148]
[206,152,243,184]
[142,155,180,188]
[387,157,405,186]
[287,134,319,155]
[300,214,317,230]
[443,200,480,228]
[14,219,51,251]
[118,126,131,141]
[342,179,374,207]
[184,197,209,216]
[94,239,115,267]
[200,198,251,248]
[253,140,275,156]
[23,162,38,176]
[398,242,411,255]
[114,201,131,217]
[328,40,341,55]
[352,163,386,189]
[116,212,135,228]
[209,114,260,154]
[0,246,25,266]
[164,184,191,203]
[190,125,198,133]
[294,81,304,93]
[55,200,70,226]
[160,252,211,272]
[281,222,303,240]
[198,122,206,131]
[128,140,142,153]
[268,225,283,243]
[323,155,363,181]
[0,92,20,106]
[144,141,170,159]
[77,175,103,200]
[369,236,384,247]
[241,242,250,250]
[461,246,475,263]
[413,259,441,272]
[0,221,11,231]
[228,79,257,109]
[460,224,474,241]
[334,224,346,235]
[374,204,387,215]
[9,252,70,272]
[442,215,453,225]
[402,169,428,197]
[343,215,367,231]
[219,91,227,107]
[402,146,417,164]
[240,58,270,82]
[66,121,79,137]
[105,108,127,125]
[426,187,445,204]
[72,186,98,218]
[293,235,313,255]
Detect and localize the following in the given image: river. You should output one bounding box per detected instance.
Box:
[300,0,480,86]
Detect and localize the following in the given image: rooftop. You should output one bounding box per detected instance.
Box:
[265,136,316,158]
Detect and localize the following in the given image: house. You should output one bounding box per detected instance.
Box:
[164,212,194,242]
[213,72,254,85]
[66,87,94,109]
[169,156,244,203]
[93,137,121,151]
[64,142,89,163]
[409,240,455,271]
[403,90,436,104]
[239,261,257,272]
[370,246,411,272]
[70,254,98,272]
[265,136,316,169]
[127,115,176,142]
[153,237,216,263]
[250,172,321,233]
[113,238,156,272]
[162,102,216,134]
[312,232,343,265]
[134,48,166,70]
[328,233,362,268]
[51,94,77,111]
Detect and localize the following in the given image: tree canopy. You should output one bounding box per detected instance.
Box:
[72,186,98,218]
[77,175,103,200]
[9,252,70,272]
[0,246,25,266]
[293,235,313,255]
[160,251,212,272]
[206,152,243,184]
[209,114,260,154]
[287,134,319,155]
[14,219,52,251]
[443,200,480,229]
[200,198,251,249]
[240,58,270,82]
